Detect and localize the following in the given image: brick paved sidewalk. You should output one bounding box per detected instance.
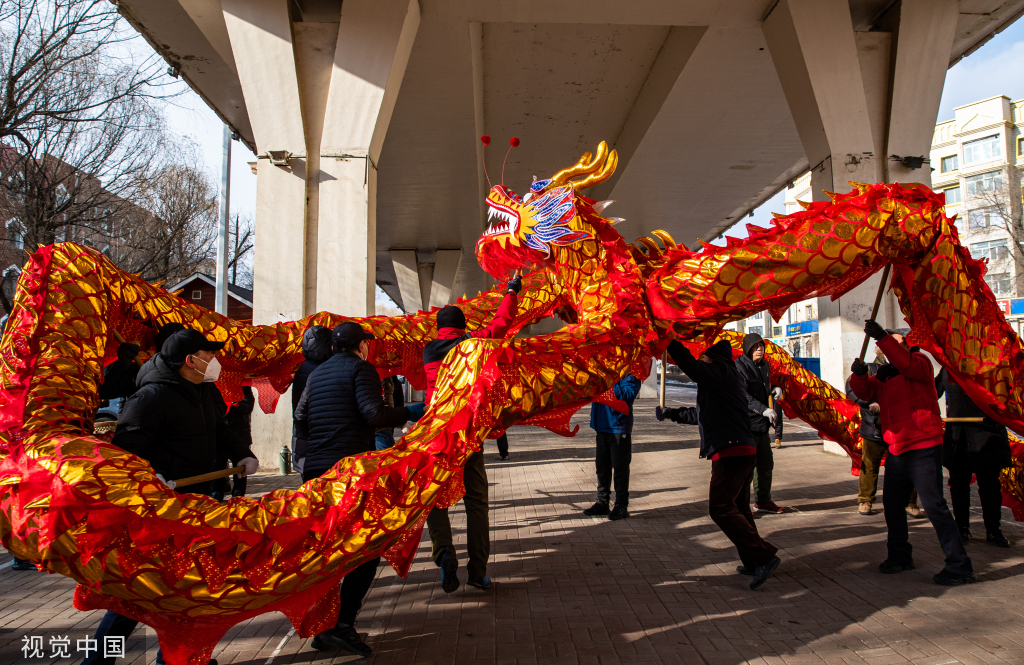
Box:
[3,386,1024,664]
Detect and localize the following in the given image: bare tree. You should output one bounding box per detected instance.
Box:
[959,167,1024,297]
[228,212,254,288]
[0,0,166,149]
[112,147,219,284]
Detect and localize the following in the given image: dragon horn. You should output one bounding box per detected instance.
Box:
[548,142,619,191]
[650,230,676,250]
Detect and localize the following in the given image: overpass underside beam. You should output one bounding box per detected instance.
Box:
[762,0,958,390]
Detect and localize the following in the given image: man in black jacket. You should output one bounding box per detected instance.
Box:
[85,329,258,665]
[936,368,1012,547]
[293,322,413,658]
[291,325,333,474]
[736,333,786,513]
[656,339,781,590]
[846,363,884,515]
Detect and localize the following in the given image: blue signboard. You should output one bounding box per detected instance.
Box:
[1011,299,1024,316]
[785,320,819,336]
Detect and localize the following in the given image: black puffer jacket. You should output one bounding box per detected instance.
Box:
[112,354,252,492]
[936,368,1011,468]
[845,364,881,442]
[666,341,754,458]
[292,326,333,414]
[736,333,775,435]
[295,351,410,478]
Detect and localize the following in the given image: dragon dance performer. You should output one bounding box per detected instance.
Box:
[84,329,259,665]
[422,273,521,593]
[735,333,786,514]
[851,321,975,586]
[657,339,782,590]
[293,322,419,657]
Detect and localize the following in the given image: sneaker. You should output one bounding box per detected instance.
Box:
[608,505,629,521]
[11,558,36,571]
[773,439,782,449]
[906,504,926,519]
[467,575,492,589]
[311,624,372,657]
[858,502,872,515]
[878,559,915,574]
[755,502,785,514]
[437,546,459,593]
[156,655,215,665]
[933,569,978,586]
[583,501,610,516]
[959,526,972,543]
[987,530,1010,548]
[749,556,781,590]
[499,453,508,460]
[736,565,754,576]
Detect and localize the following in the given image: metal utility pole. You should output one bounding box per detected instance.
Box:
[215,126,231,315]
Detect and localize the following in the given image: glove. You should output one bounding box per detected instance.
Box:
[763,408,778,426]
[156,473,176,490]
[851,358,868,375]
[506,275,522,294]
[864,319,886,341]
[406,402,426,422]
[117,342,140,362]
[238,457,259,476]
[771,386,783,400]
[655,406,678,421]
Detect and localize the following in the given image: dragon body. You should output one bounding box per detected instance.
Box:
[1,143,1023,663]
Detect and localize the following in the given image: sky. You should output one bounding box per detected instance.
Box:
[141,14,1024,288]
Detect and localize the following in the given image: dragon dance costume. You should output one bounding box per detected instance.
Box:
[2,142,1024,663]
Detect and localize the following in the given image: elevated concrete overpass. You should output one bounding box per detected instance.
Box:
[115,0,1022,459]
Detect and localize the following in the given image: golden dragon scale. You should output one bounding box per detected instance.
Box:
[0,137,1022,662]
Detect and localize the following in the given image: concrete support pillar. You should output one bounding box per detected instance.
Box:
[316,0,420,317]
[763,0,956,391]
[223,0,309,466]
[390,248,463,314]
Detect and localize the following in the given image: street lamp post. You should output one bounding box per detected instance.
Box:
[215,125,231,316]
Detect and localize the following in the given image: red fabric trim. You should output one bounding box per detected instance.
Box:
[711,445,756,460]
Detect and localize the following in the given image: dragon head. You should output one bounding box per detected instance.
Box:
[476,142,619,279]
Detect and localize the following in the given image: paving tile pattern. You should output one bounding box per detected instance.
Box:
[2,386,1024,664]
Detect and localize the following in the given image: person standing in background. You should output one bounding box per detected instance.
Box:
[582,373,642,521]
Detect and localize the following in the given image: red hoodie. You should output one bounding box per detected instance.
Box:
[422,292,518,405]
[850,335,944,455]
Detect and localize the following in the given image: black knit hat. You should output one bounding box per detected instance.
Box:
[436,305,466,330]
[704,339,735,363]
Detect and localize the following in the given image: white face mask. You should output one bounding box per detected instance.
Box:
[191,355,222,382]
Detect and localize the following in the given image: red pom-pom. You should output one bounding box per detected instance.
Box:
[510,137,520,147]
[480,135,491,145]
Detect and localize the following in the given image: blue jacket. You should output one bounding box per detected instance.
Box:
[589,374,641,434]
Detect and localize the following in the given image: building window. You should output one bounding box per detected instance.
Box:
[970,239,1009,262]
[1018,136,1024,157]
[748,326,763,336]
[6,221,24,249]
[772,326,782,337]
[966,170,1003,197]
[804,304,813,320]
[963,135,1002,165]
[941,155,958,172]
[984,271,1011,295]
[944,186,961,205]
[968,206,1001,229]
[192,290,202,300]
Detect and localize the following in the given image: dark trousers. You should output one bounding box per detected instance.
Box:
[82,611,155,665]
[883,446,972,574]
[338,557,381,626]
[751,431,773,504]
[427,450,489,578]
[375,428,395,450]
[495,434,508,457]
[948,448,1004,534]
[709,455,778,568]
[303,467,380,627]
[595,431,632,507]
